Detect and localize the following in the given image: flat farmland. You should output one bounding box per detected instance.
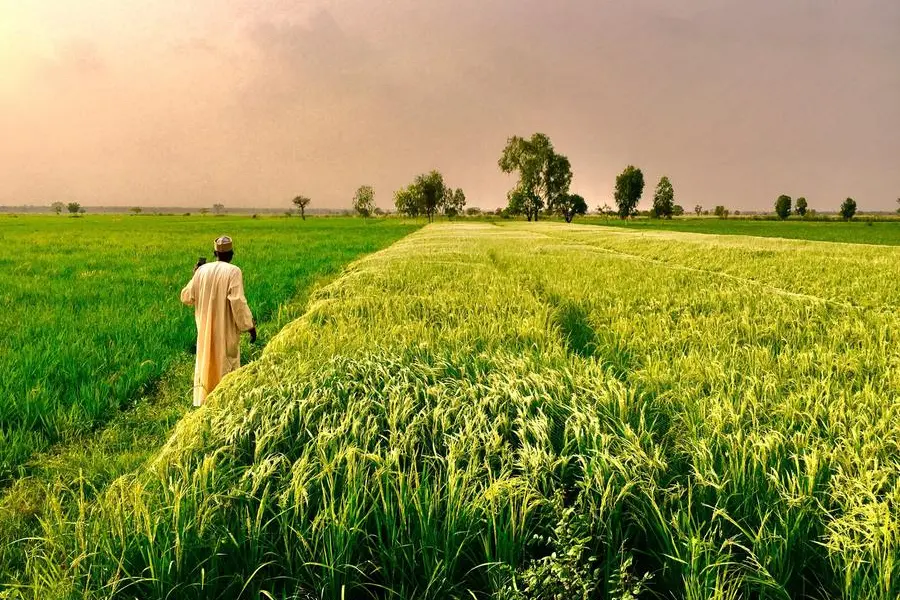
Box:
[0,215,419,483]
[8,222,897,600]
[589,216,900,245]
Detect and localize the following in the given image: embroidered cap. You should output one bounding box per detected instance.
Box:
[214,236,233,252]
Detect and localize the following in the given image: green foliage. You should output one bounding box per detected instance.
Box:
[352,186,375,218]
[694,204,703,216]
[840,197,857,220]
[714,205,729,219]
[444,188,466,218]
[507,184,543,221]
[613,166,644,219]
[65,202,80,215]
[795,197,808,217]
[673,204,685,216]
[393,171,451,221]
[557,193,587,223]
[775,194,792,219]
[292,194,312,220]
[393,186,419,217]
[499,133,572,221]
[0,216,419,485]
[651,176,675,219]
[212,203,225,215]
[50,202,64,215]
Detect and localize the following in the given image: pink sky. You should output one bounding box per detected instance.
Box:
[1,0,898,211]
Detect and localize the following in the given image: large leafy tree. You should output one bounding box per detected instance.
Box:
[652,176,674,219]
[557,193,588,223]
[393,171,450,222]
[499,133,572,221]
[292,195,311,220]
[840,197,857,220]
[795,197,808,217]
[51,201,65,215]
[352,186,375,217]
[66,202,81,215]
[775,195,792,219]
[613,166,644,219]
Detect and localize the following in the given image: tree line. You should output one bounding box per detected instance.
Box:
[48,130,888,220]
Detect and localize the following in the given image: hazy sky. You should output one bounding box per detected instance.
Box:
[2,0,898,211]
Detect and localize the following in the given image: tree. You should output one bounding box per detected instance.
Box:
[465,207,482,216]
[499,133,572,221]
[51,201,65,215]
[78,207,86,215]
[895,198,899,215]
[651,176,675,219]
[673,204,685,216]
[775,195,792,220]
[67,202,81,215]
[794,197,808,217]
[394,186,419,217]
[613,166,644,219]
[714,205,729,219]
[840,197,857,220]
[212,203,225,215]
[130,207,142,215]
[393,171,449,221]
[557,193,587,223]
[415,171,448,222]
[199,208,210,216]
[507,185,542,221]
[444,188,466,218]
[292,195,311,220]
[694,204,703,216]
[352,186,375,217]
[597,203,612,220]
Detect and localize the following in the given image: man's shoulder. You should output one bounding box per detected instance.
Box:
[219,262,242,277]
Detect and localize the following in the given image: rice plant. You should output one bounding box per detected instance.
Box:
[5,221,899,599]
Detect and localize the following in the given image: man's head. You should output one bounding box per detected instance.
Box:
[214,236,234,262]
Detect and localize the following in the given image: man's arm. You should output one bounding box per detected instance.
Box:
[228,269,256,341]
[180,275,196,307]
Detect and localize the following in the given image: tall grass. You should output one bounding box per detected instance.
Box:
[6,222,899,599]
[0,216,419,483]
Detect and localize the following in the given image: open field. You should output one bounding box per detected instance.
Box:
[0,216,419,483]
[6,221,898,599]
[589,217,900,245]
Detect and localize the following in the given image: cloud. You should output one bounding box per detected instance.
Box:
[0,0,898,210]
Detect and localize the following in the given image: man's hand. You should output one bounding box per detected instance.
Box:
[248,327,257,343]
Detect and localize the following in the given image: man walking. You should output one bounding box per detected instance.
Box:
[180,236,256,406]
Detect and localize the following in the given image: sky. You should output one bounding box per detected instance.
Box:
[1,0,898,212]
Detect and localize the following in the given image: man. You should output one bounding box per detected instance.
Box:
[180,235,257,407]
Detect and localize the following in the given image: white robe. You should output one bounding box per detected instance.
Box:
[180,261,254,406]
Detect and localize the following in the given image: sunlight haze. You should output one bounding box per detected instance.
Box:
[1,0,898,211]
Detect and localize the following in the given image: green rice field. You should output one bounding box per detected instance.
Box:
[3,220,897,599]
[0,215,419,482]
